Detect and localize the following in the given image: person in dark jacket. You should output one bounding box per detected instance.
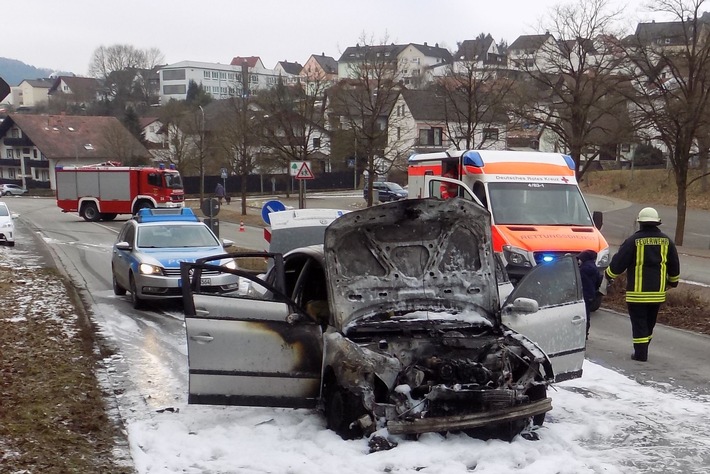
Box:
[605,207,681,362]
[577,249,602,339]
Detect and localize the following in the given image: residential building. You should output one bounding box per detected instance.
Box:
[453,34,507,71]
[507,33,559,72]
[47,76,105,109]
[273,60,303,85]
[6,79,53,110]
[397,43,452,88]
[301,53,338,82]
[159,58,278,104]
[337,44,406,79]
[0,114,151,190]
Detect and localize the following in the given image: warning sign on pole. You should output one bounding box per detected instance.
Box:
[295,161,315,180]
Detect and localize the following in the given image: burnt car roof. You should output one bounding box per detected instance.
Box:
[324,198,499,329]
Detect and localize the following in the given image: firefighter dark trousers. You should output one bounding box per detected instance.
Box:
[627,302,662,361]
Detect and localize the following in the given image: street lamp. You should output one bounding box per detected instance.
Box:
[199,105,205,203]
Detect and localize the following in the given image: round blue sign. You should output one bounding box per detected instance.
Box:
[261,200,287,224]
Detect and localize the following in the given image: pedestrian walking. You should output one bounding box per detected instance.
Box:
[577,249,602,340]
[214,182,225,204]
[605,207,680,362]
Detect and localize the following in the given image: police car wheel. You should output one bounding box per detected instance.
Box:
[129,274,145,309]
[113,273,127,296]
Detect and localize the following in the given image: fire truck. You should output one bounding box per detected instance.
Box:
[56,163,184,221]
[408,149,609,289]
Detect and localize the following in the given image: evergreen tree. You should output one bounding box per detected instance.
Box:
[122,106,144,143]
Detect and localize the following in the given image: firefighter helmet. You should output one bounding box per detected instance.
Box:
[637,207,661,224]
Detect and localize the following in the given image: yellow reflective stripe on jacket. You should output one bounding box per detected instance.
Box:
[668,274,680,283]
[606,267,620,279]
[634,242,644,293]
[660,241,668,291]
[626,291,666,303]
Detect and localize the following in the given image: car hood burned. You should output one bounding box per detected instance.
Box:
[324,198,500,331]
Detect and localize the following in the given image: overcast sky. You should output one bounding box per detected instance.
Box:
[5,0,659,76]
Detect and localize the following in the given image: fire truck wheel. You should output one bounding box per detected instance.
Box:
[134,201,154,214]
[81,202,100,222]
[101,213,118,221]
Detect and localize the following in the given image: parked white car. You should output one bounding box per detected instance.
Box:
[181,198,587,445]
[0,201,17,246]
[0,184,28,196]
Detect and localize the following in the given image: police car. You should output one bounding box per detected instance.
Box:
[111,208,239,309]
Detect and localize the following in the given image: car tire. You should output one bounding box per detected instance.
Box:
[81,202,100,222]
[113,272,127,296]
[526,383,548,426]
[8,241,15,247]
[324,382,368,440]
[129,274,145,309]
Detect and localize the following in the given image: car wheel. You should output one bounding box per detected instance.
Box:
[526,383,548,426]
[324,382,368,440]
[129,274,145,309]
[8,241,15,247]
[112,272,127,296]
[81,202,100,222]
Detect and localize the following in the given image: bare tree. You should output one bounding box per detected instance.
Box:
[213,98,263,215]
[621,0,710,245]
[327,35,408,206]
[101,121,150,166]
[157,100,199,177]
[438,34,516,150]
[88,44,165,108]
[511,0,630,179]
[256,78,329,208]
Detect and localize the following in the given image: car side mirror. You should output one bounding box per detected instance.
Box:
[222,239,234,248]
[11,213,19,219]
[592,211,603,230]
[115,241,132,251]
[504,297,539,314]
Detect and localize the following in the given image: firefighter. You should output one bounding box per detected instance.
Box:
[605,207,681,362]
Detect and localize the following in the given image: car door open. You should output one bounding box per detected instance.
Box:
[182,253,323,408]
[500,256,587,381]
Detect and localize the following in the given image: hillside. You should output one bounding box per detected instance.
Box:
[0,57,56,86]
[580,167,710,210]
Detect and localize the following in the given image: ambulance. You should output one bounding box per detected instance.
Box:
[408,149,609,289]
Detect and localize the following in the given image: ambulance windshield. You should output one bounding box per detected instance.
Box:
[488,182,593,226]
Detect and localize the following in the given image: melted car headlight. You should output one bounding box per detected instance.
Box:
[139,263,164,275]
[503,245,532,267]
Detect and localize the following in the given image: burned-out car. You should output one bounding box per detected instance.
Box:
[181,198,587,441]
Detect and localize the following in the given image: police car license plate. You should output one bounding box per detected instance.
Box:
[200,278,211,285]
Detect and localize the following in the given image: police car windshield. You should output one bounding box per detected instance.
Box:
[488,182,593,226]
[137,224,219,248]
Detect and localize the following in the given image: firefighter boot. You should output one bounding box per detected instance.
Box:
[631,343,648,362]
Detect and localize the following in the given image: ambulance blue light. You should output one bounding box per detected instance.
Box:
[542,255,555,263]
[562,155,576,170]
[462,150,484,167]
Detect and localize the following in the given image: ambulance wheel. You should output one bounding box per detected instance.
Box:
[81,202,100,222]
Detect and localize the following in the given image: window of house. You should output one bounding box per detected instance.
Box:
[236,73,242,81]
[9,169,16,178]
[397,127,401,140]
[621,144,631,152]
[212,71,219,79]
[228,73,235,80]
[483,128,499,141]
[23,148,30,155]
[419,128,443,146]
[33,150,38,159]
[163,84,187,95]
[220,72,226,79]
[250,75,258,83]
[413,69,420,76]
[203,71,211,79]
[163,69,185,81]
[7,149,13,159]
[313,137,321,148]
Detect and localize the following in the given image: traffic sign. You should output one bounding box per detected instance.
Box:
[295,161,315,180]
[261,200,287,224]
[220,168,228,179]
[201,197,220,217]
